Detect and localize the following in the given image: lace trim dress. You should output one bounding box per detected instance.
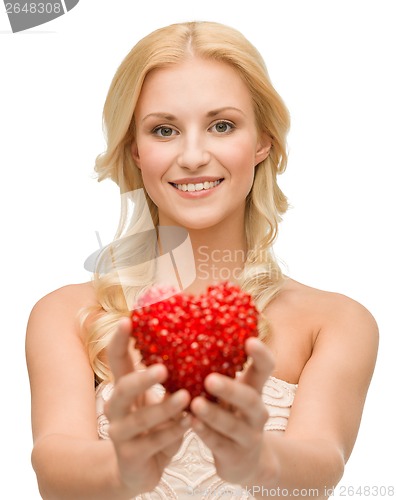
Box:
[96,376,298,499]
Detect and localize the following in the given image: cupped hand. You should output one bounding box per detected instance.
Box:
[104,318,191,494]
[190,337,275,485]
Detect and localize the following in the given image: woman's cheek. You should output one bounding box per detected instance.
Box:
[146,143,175,171]
[218,142,256,173]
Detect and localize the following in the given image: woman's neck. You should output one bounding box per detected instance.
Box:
[154,206,249,295]
[168,218,248,296]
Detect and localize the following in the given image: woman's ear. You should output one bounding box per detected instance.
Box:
[255,133,272,164]
[131,140,141,169]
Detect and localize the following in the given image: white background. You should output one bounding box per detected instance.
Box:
[1,0,395,497]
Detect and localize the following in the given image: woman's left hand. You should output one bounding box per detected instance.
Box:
[190,337,276,485]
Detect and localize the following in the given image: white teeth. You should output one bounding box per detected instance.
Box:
[173,180,222,192]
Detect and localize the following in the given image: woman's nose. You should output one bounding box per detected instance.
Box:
[176,132,211,170]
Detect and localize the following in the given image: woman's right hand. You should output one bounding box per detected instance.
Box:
[104,318,191,494]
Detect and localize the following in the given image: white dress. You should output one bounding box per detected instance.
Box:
[96,376,298,499]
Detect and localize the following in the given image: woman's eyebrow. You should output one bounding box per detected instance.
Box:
[142,112,177,123]
[206,106,246,117]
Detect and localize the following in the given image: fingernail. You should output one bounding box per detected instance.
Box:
[150,364,165,379]
[172,390,187,406]
[208,375,223,391]
[247,337,261,350]
[195,399,209,416]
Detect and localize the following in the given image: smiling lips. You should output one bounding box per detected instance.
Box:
[171,179,223,192]
[168,176,225,198]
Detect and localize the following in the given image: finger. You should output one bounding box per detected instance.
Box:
[105,364,167,419]
[134,413,192,461]
[160,435,187,461]
[190,397,254,447]
[191,417,225,451]
[241,337,275,392]
[203,373,267,428]
[107,318,135,382]
[109,389,191,441]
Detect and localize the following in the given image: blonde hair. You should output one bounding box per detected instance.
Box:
[81,21,290,383]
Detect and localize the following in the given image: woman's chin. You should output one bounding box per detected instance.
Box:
[175,219,222,232]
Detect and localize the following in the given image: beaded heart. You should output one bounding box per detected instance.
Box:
[131,282,259,400]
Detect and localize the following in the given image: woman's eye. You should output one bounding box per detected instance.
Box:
[211,121,234,134]
[153,126,176,137]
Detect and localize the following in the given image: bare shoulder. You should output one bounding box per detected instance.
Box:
[265,277,379,382]
[290,277,379,379]
[26,281,100,352]
[29,281,98,312]
[26,283,104,441]
[276,277,378,333]
[279,279,379,461]
[28,281,98,325]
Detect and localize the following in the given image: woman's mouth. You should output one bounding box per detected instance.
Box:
[170,179,224,192]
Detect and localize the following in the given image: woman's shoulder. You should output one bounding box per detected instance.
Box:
[273,276,379,351]
[27,281,100,340]
[30,281,98,311]
[266,277,378,383]
[279,277,377,325]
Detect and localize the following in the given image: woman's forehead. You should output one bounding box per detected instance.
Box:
[135,57,254,118]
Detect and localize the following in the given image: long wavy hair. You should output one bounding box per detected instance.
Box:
[80,21,290,383]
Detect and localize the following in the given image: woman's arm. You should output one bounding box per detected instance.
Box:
[261,294,379,493]
[191,293,379,498]
[31,435,130,500]
[26,285,130,499]
[26,284,190,499]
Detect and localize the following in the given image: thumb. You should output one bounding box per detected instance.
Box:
[106,317,135,382]
[240,337,275,392]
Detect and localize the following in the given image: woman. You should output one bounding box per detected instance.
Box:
[26,21,378,499]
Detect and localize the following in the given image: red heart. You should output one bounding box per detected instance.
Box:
[130,282,259,401]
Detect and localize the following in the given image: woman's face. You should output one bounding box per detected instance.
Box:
[132,57,271,230]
